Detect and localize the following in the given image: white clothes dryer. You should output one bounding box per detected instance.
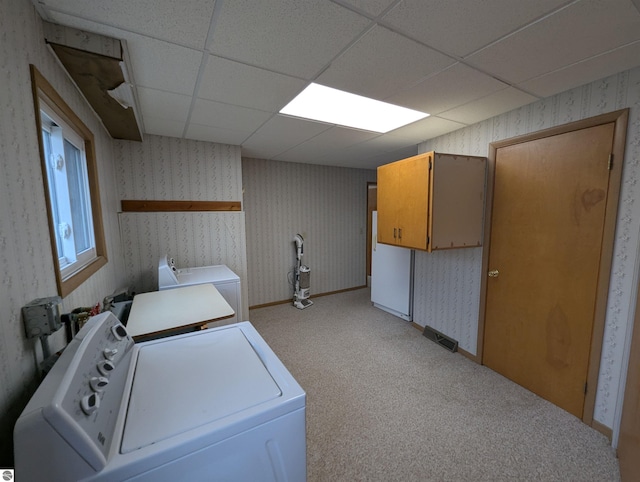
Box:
[158,255,242,324]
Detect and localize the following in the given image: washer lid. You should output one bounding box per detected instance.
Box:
[176,265,239,286]
[121,327,282,453]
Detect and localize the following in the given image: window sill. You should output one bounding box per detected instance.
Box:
[58,255,107,298]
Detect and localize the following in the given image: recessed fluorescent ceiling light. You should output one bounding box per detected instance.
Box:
[280,83,429,133]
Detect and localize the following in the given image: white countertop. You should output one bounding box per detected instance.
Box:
[126,284,235,340]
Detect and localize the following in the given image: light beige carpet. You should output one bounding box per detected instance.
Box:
[249,288,620,482]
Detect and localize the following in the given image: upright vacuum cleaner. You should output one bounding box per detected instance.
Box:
[293,234,313,309]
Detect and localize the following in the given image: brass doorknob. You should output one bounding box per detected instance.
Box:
[488,270,499,278]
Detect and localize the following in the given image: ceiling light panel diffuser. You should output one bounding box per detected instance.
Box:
[280,83,429,133]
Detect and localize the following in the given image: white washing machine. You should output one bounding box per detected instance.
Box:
[158,255,242,324]
[14,312,306,481]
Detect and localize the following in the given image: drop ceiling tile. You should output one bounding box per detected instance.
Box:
[383,145,419,162]
[363,145,419,169]
[338,133,417,161]
[142,116,186,138]
[46,11,134,50]
[208,0,371,79]
[338,140,390,160]
[275,126,379,163]
[337,155,381,168]
[323,144,392,168]
[518,40,640,98]
[386,63,509,114]
[439,88,538,125]
[386,116,467,142]
[316,25,455,100]
[382,0,569,57]
[242,115,332,159]
[125,37,202,95]
[39,0,214,49]
[465,0,640,84]
[276,137,380,166]
[333,0,398,17]
[47,12,202,95]
[46,10,103,29]
[137,87,192,125]
[198,56,307,112]
[190,98,273,132]
[185,124,249,146]
[241,146,280,160]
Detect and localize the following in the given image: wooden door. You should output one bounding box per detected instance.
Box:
[483,123,614,418]
[618,288,640,481]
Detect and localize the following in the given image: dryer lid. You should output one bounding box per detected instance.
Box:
[121,327,282,453]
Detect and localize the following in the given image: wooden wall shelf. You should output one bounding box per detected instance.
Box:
[121,200,241,212]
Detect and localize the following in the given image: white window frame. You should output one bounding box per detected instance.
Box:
[31,65,107,297]
[40,103,97,279]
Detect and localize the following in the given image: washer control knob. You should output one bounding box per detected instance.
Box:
[103,347,118,360]
[97,360,115,377]
[111,324,127,341]
[81,393,100,415]
[89,376,109,392]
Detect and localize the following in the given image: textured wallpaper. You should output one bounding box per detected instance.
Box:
[114,136,248,320]
[118,211,248,320]
[415,66,640,430]
[242,158,376,306]
[115,136,242,201]
[0,0,126,464]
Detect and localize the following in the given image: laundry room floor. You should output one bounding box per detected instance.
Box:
[250,288,620,482]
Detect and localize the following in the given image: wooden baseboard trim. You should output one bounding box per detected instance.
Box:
[250,298,291,310]
[457,347,480,363]
[591,419,613,441]
[249,285,368,311]
[316,285,367,298]
[411,322,423,332]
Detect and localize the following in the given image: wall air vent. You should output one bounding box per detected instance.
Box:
[422,325,458,353]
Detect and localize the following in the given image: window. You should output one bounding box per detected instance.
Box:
[40,104,95,277]
[31,65,107,297]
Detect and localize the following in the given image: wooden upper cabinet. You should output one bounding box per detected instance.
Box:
[377,160,402,245]
[377,152,486,252]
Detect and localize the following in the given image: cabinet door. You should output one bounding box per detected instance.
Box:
[396,154,429,250]
[377,162,399,245]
